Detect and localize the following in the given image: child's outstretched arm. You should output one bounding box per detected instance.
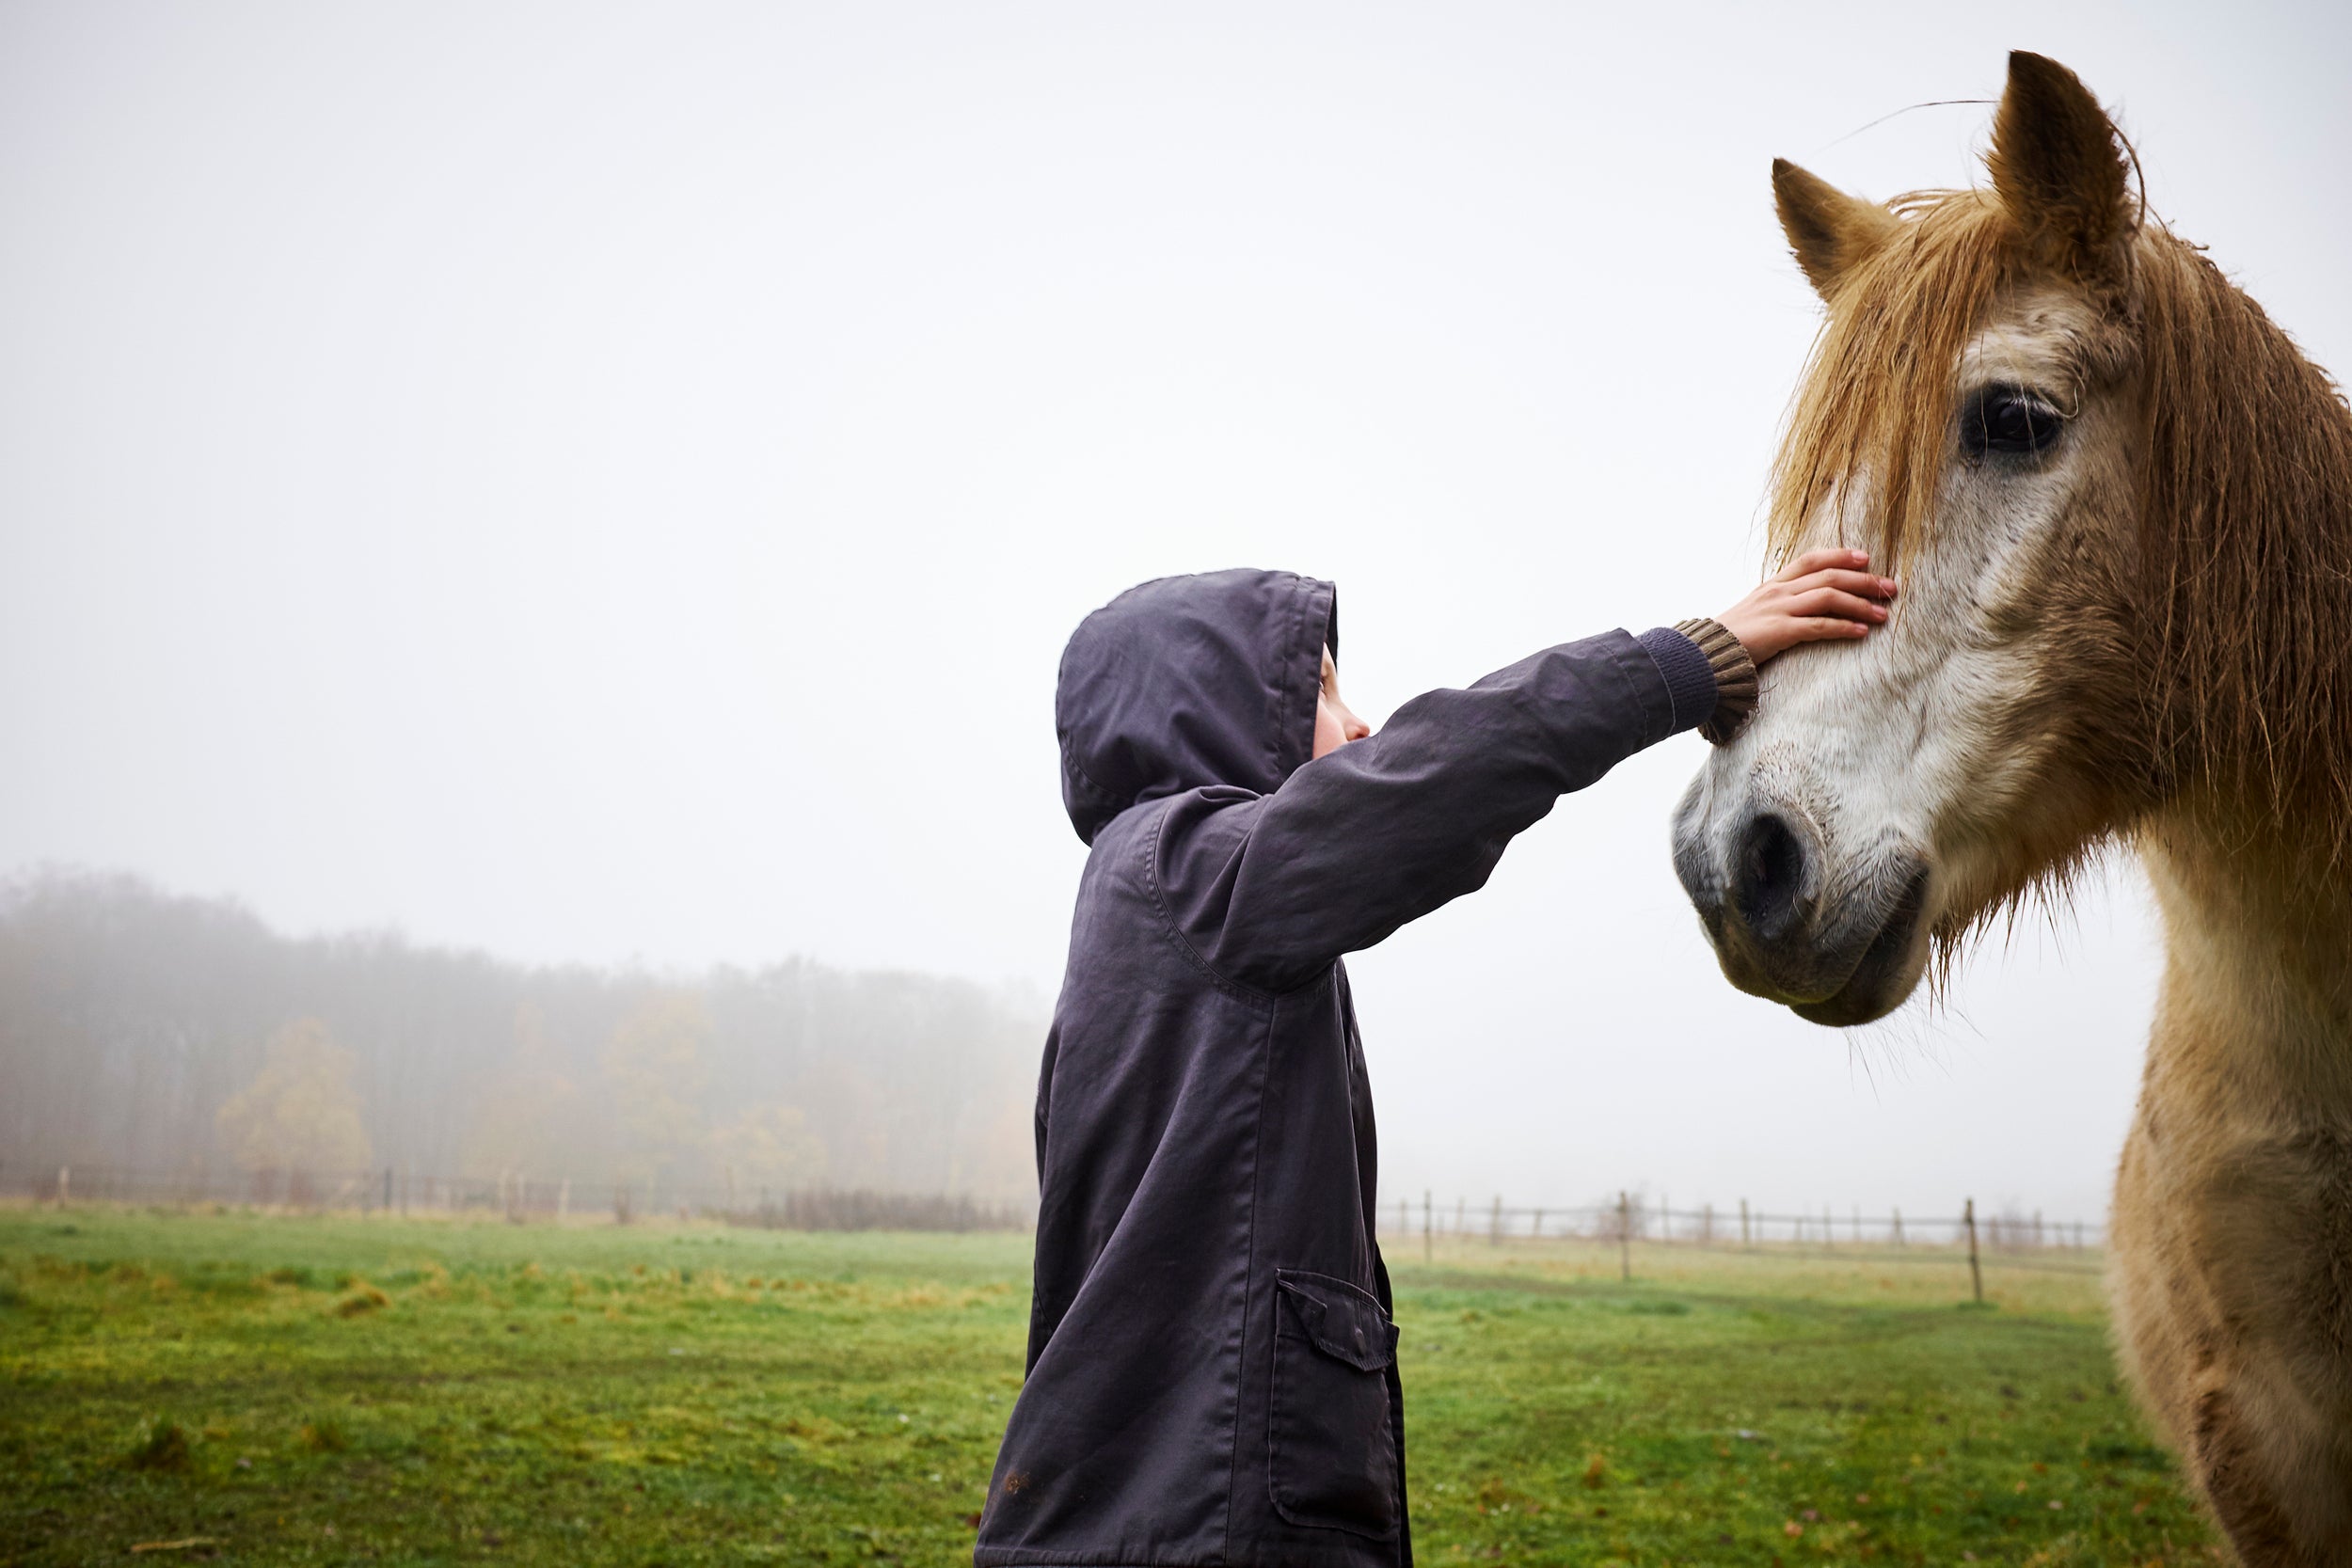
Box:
[1153,551,1893,996]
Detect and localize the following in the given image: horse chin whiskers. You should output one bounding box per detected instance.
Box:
[1925,830,2125,998]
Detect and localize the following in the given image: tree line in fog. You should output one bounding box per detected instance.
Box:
[0,869,1045,1205]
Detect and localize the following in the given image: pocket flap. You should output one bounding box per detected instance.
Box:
[1276,1270,1397,1371]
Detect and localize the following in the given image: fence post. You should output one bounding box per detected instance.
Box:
[1963,1197,1983,1304]
[1489,1196,1502,1245]
[1892,1206,1904,1245]
[1823,1205,1835,1249]
[1532,1207,1544,1241]
[1617,1191,1631,1283]
[56,1164,69,1208]
[1422,1189,1432,1263]
[382,1166,393,1214]
[1740,1198,1750,1248]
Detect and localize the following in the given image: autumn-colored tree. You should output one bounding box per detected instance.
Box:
[707,1101,827,1192]
[460,1004,587,1180]
[215,1017,373,1174]
[600,990,711,1184]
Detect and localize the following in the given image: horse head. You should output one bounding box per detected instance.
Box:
[1674,53,2170,1026]
[1674,53,2352,1561]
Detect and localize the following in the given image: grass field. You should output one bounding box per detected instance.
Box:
[0,1207,2220,1566]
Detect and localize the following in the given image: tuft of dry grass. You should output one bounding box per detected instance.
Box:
[294,1417,347,1453]
[125,1418,193,1473]
[331,1280,389,1317]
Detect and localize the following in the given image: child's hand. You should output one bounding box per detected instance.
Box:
[1716,548,1896,664]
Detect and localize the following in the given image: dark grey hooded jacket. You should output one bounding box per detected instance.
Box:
[977,570,1722,1568]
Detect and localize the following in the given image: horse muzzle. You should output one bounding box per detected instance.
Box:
[1672,779,1937,1027]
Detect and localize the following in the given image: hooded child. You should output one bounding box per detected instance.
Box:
[980,556,1890,1568]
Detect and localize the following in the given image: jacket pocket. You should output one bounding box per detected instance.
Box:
[1269,1269,1400,1538]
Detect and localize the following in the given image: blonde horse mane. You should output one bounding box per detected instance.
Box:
[1766,188,2352,862]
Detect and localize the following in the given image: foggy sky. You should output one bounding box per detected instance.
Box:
[5,1,2347,1225]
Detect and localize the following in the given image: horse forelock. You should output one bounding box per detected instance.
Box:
[1767,188,2022,576]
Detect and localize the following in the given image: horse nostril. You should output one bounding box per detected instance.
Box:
[1733,813,1810,944]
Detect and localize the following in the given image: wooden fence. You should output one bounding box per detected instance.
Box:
[0,1160,1033,1233]
[1,1161,2100,1291]
[1384,1190,2104,1297]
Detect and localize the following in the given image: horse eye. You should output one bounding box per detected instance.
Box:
[1961,386,2066,460]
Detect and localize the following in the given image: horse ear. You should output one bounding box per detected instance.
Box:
[1772,158,1897,300]
[1987,52,2132,293]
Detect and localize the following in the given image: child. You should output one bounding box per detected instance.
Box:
[979,554,1892,1568]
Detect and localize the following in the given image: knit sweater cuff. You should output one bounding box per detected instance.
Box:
[1672,617,1759,745]
[1633,626,1720,736]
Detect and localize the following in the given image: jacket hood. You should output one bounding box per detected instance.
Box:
[1056,569,1338,846]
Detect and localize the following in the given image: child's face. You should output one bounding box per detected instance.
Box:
[1312,647,1371,759]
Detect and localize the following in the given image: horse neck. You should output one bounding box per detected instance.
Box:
[2136,805,2352,1117]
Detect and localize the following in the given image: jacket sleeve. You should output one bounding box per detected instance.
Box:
[1152,628,1712,996]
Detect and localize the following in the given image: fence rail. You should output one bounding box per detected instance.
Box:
[1383,1193,2099,1250]
[0,1160,1033,1233]
[1381,1191,2104,1294]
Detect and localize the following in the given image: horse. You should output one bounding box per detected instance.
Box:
[1669,52,2352,1565]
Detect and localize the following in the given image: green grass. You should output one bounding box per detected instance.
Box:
[0,1208,2218,1565]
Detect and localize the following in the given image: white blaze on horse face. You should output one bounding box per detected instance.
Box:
[1678,288,2122,1022]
